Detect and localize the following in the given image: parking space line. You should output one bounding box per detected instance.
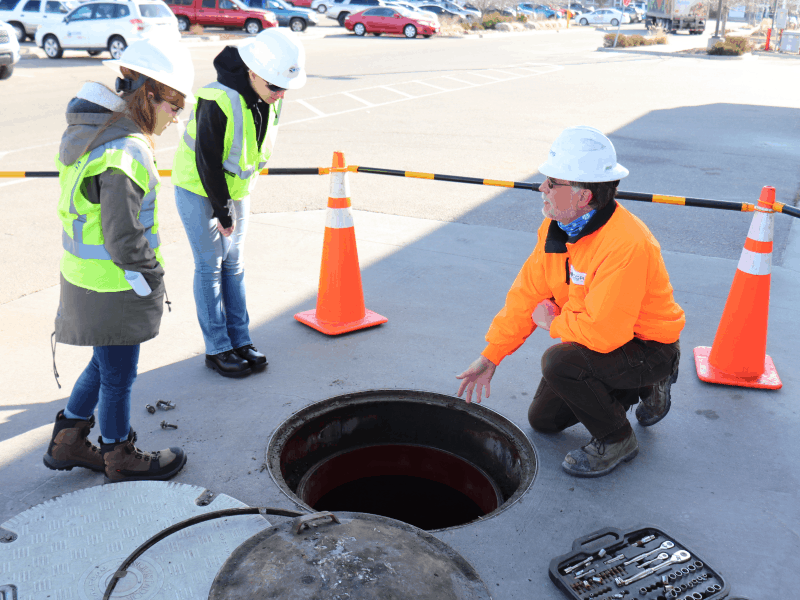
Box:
[468,72,504,80]
[295,99,327,117]
[380,86,416,98]
[281,63,563,126]
[413,80,448,90]
[341,92,375,107]
[442,76,479,86]
[487,69,519,77]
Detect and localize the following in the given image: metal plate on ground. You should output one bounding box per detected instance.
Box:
[0,481,271,600]
[209,511,492,600]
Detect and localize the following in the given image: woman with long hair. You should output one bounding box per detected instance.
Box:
[43,39,195,483]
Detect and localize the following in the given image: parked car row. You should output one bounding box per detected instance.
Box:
[0,0,76,42]
[164,0,277,34]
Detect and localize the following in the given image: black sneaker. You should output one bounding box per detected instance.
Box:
[636,367,679,427]
[205,350,252,378]
[234,344,268,370]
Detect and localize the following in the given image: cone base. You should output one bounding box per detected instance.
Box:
[693,346,782,390]
[294,308,387,336]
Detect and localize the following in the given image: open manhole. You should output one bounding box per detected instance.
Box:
[267,389,537,531]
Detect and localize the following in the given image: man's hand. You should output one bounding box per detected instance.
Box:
[456,355,497,404]
[532,298,560,331]
[217,220,235,238]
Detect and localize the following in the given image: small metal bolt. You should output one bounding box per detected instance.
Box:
[156,400,176,410]
[145,404,156,414]
[160,421,178,430]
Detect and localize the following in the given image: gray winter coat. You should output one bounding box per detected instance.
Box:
[55,82,166,347]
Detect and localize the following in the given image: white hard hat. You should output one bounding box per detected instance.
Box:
[104,39,196,103]
[238,28,306,90]
[538,126,629,183]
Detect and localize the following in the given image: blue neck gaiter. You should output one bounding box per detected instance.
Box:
[557,209,596,238]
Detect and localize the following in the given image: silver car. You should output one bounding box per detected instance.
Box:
[0,0,76,42]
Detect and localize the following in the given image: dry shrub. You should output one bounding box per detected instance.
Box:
[707,35,753,55]
[189,23,204,35]
[603,33,661,47]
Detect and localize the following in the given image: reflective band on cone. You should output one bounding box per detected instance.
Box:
[294,151,387,335]
[694,186,781,389]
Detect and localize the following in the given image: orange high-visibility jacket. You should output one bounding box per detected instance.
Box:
[482,201,685,365]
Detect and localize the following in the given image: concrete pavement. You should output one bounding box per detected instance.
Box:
[1,178,798,598]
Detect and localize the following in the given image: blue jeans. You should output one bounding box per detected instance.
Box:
[65,345,140,442]
[174,186,252,355]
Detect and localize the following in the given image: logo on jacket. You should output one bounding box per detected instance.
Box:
[570,264,586,285]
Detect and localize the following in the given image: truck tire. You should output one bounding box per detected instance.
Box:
[0,65,13,80]
[610,18,619,25]
[43,35,63,59]
[9,21,25,43]
[290,17,306,31]
[338,12,349,26]
[177,16,190,31]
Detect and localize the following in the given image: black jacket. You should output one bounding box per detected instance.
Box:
[195,46,272,229]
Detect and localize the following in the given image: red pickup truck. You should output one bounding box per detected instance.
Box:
[165,0,278,33]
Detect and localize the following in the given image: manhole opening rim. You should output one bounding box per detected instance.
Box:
[265,389,538,532]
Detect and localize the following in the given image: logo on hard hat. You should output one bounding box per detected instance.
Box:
[287,65,299,75]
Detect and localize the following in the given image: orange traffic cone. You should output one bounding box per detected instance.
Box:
[294,151,387,335]
[693,186,782,389]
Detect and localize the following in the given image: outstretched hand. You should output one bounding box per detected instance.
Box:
[456,355,497,404]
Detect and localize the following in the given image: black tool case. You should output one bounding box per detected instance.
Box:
[548,526,730,600]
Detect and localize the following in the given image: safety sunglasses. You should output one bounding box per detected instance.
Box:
[545,177,574,189]
[266,82,287,93]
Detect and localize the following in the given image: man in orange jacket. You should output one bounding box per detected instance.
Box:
[456,126,685,478]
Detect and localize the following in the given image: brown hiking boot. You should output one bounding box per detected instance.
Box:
[562,429,639,478]
[636,365,679,427]
[100,430,187,484]
[43,410,105,473]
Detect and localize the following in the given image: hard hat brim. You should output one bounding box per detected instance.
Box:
[538,160,629,183]
[104,58,196,104]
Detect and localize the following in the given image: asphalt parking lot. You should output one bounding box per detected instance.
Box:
[1,18,798,600]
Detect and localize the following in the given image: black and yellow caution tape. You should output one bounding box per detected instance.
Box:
[2,167,798,219]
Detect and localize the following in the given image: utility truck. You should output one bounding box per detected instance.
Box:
[645,0,706,33]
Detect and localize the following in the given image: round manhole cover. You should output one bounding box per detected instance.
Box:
[209,511,492,600]
[267,389,537,531]
[79,556,164,600]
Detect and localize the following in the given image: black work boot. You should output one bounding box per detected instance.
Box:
[234,344,268,371]
[636,365,679,427]
[205,350,252,378]
[43,410,105,472]
[100,430,186,484]
[562,428,639,478]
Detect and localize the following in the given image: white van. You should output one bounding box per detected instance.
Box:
[0,0,76,42]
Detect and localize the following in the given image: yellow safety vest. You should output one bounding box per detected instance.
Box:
[57,134,162,292]
[172,82,281,199]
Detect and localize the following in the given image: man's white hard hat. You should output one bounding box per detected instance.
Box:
[538,126,629,183]
[238,28,306,90]
[104,39,196,103]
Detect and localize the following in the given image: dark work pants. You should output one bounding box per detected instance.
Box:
[528,338,680,441]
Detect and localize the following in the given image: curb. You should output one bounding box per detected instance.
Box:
[596,46,760,59]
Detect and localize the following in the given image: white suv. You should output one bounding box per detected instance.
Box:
[0,19,21,79]
[35,0,179,59]
[0,0,76,42]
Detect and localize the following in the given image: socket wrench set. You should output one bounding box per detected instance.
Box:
[548,527,729,600]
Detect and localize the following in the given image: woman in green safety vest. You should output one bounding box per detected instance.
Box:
[172,29,307,378]
[43,40,195,484]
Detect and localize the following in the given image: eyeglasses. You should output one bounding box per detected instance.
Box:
[545,177,574,189]
[265,82,287,93]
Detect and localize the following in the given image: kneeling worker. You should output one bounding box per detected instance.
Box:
[456,126,685,477]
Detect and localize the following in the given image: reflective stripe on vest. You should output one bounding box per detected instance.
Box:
[62,137,160,260]
[182,82,280,180]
